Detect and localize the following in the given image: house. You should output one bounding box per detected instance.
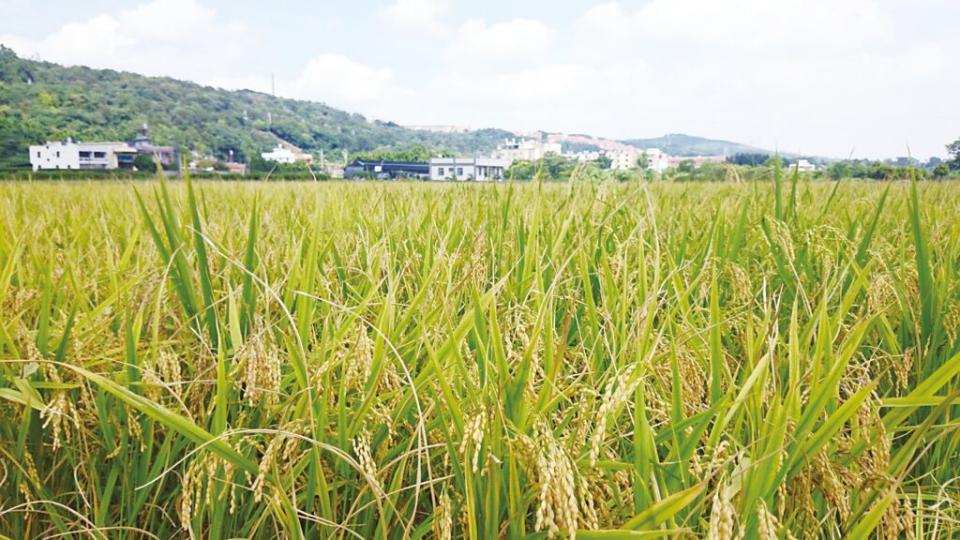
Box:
[131,124,177,167]
[224,162,248,174]
[261,143,313,164]
[636,148,671,173]
[429,157,511,181]
[344,160,430,179]
[29,139,138,171]
[261,145,298,164]
[795,159,817,173]
[606,150,639,171]
[493,139,562,163]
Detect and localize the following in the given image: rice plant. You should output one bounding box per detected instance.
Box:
[1,177,959,539]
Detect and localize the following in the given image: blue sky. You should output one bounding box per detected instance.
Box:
[2,0,958,158]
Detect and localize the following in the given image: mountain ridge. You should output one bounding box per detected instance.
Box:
[0,46,779,168]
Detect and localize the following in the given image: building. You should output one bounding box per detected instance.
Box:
[637,148,671,173]
[606,150,639,171]
[794,159,817,173]
[493,139,562,163]
[564,150,602,162]
[131,124,177,167]
[429,157,511,181]
[224,162,248,174]
[29,139,137,171]
[261,145,298,164]
[344,160,430,180]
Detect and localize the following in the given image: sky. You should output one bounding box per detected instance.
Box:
[1,0,958,159]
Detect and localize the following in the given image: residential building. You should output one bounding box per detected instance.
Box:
[261,142,314,165]
[261,145,298,164]
[564,150,602,162]
[795,159,817,173]
[429,157,511,181]
[636,148,671,173]
[224,162,248,174]
[607,150,639,171]
[29,139,137,171]
[131,124,177,167]
[344,160,430,179]
[493,139,562,163]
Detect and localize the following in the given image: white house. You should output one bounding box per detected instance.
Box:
[261,145,298,164]
[29,139,138,171]
[607,150,639,171]
[795,159,817,173]
[493,139,562,163]
[638,148,671,173]
[429,157,511,181]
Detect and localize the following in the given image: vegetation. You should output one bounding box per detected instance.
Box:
[349,145,454,163]
[1,174,959,538]
[507,154,583,180]
[0,46,512,168]
[947,137,960,171]
[825,161,929,181]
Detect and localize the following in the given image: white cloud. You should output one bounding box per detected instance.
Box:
[287,54,401,105]
[449,18,553,60]
[379,0,450,34]
[1,0,249,81]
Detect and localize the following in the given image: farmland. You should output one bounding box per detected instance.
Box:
[1,177,959,539]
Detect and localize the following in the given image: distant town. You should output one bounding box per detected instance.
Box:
[29,126,825,182]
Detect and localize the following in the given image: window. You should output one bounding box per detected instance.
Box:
[36,151,40,158]
[456,167,463,176]
[56,151,60,158]
[438,168,444,175]
[94,151,106,158]
[79,151,91,158]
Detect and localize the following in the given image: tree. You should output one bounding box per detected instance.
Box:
[677,160,696,174]
[637,152,649,170]
[948,137,960,171]
[933,163,950,179]
[133,154,157,172]
[595,155,613,170]
[827,162,850,181]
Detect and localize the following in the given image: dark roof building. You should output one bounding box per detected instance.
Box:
[131,124,177,166]
[344,159,430,180]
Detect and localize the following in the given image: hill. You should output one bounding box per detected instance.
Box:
[621,133,768,157]
[0,46,512,168]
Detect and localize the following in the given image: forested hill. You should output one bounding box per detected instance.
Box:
[0,46,512,168]
[622,133,765,157]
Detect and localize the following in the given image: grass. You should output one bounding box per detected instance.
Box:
[0,176,959,539]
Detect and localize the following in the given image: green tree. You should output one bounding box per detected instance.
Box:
[948,137,960,171]
[596,155,613,170]
[677,160,696,174]
[637,152,649,170]
[133,154,157,172]
[933,163,950,179]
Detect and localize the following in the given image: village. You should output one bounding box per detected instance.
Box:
[28,126,798,181]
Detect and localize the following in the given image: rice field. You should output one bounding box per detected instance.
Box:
[1,176,959,539]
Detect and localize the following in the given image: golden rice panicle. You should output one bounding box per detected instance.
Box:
[239,325,282,407]
[353,431,384,498]
[534,422,580,539]
[706,483,736,540]
[459,409,487,474]
[434,489,453,540]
